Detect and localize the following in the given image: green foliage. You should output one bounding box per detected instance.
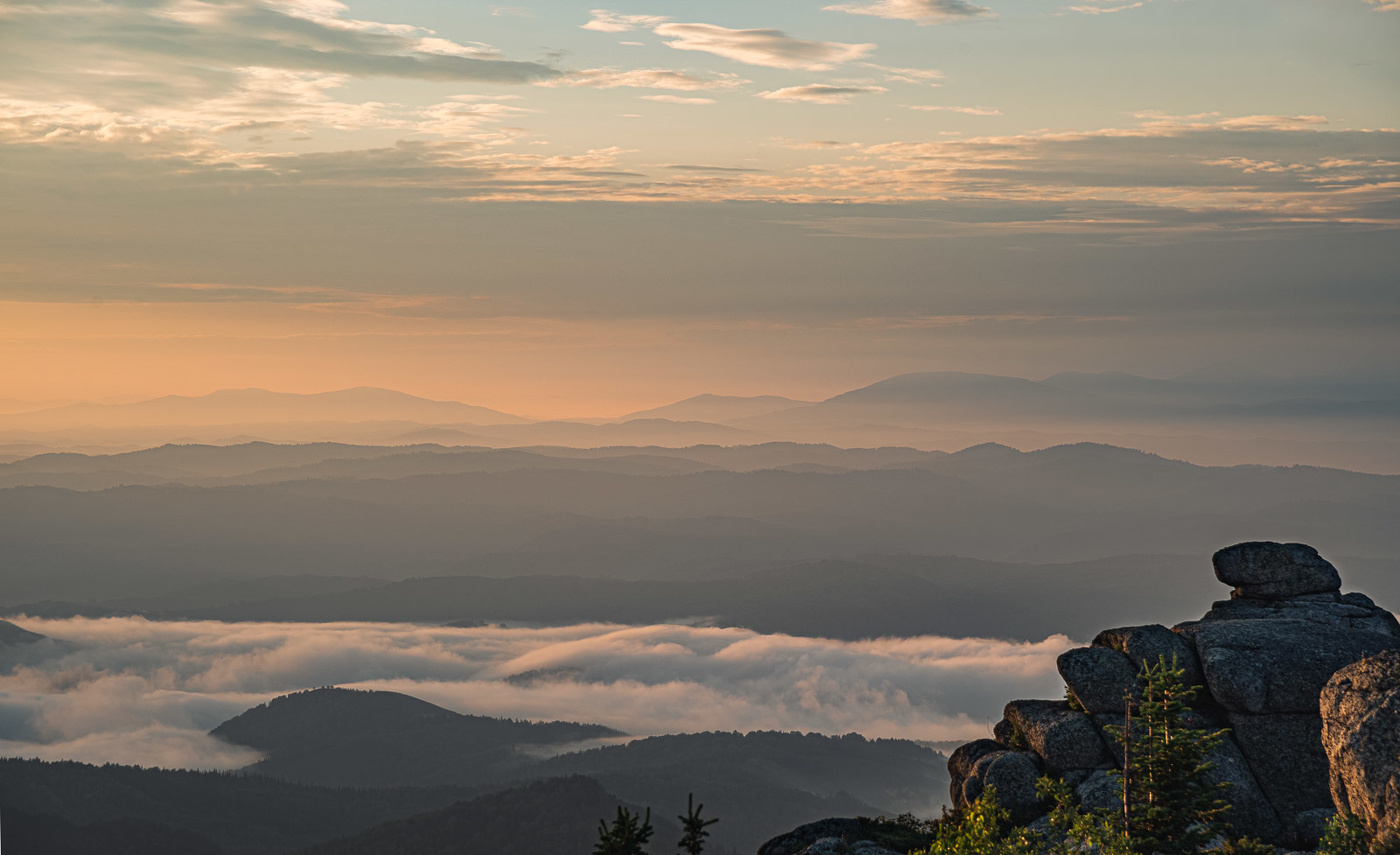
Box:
[1064,685,1087,713]
[595,806,654,855]
[1319,812,1369,855]
[1104,655,1231,854]
[1032,776,1133,855]
[677,794,718,855]
[910,787,1038,855]
[1210,838,1276,855]
[849,813,939,853]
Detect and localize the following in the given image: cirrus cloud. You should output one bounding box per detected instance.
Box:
[824,0,992,24]
[654,23,875,71]
[539,68,749,91]
[759,85,888,104]
[641,95,716,105]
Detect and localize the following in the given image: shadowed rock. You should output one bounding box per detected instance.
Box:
[1228,712,1333,824]
[1002,700,1111,773]
[964,750,1043,822]
[1185,619,1397,714]
[1093,623,1202,685]
[1058,646,1137,714]
[1213,542,1341,599]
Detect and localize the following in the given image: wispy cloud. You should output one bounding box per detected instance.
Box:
[1065,1,1147,14]
[825,0,992,24]
[540,68,749,91]
[859,63,946,85]
[905,105,1001,115]
[655,23,875,71]
[759,85,888,104]
[0,617,1071,769]
[641,95,716,105]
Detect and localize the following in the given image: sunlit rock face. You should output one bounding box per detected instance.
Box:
[947,541,1400,849]
[1321,649,1400,849]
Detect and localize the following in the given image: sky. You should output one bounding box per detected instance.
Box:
[2,0,1398,416]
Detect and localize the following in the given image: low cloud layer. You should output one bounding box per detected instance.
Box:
[0,617,1071,770]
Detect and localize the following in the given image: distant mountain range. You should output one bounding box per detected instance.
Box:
[620,393,814,423]
[2,370,1397,472]
[0,387,531,431]
[1,440,1396,617]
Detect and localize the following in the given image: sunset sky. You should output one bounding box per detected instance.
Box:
[2,0,1397,416]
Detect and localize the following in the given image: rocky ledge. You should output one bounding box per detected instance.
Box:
[947,541,1400,849]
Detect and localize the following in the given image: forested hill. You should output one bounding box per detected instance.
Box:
[211,687,621,788]
[293,776,703,855]
[0,758,483,855]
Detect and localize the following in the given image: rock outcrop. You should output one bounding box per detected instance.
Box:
[948,541,1400,848]
[755,819,910,855]
[1321,649,1400,846]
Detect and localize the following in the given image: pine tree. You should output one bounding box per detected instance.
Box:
[594,806,654,855]
[677,793,718,855]
[1105,654,1231,854]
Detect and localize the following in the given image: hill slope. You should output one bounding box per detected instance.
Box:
[211,687,621,787]
[294,776,694,855]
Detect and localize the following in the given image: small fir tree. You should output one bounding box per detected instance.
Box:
[1105,654,1231,854]
[677,793,718,855]
[594,805,654,855]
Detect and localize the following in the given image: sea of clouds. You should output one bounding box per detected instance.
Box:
[0,617,1072,770]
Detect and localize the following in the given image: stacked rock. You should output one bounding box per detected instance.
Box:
[947,542,1400,848]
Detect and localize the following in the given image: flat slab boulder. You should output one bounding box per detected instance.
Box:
[1321,649,1400,843]
[1213,542,1341,599]
[1058,646,1137,714]
[1202,596,1400,636]
[1183,618,1397,714]
[1003,700,1110,773]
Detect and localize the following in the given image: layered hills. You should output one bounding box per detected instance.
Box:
[2,370,1396,472]
[1,441,1396,629]
[201,687,946,853]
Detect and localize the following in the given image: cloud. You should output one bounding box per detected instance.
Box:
[4,0,560,108]
[581,10,671,32]
[641,95,716,105]
[758,85,888,104]
[825,0,992,24]
[859,63,946,85]
[539,68,749,91]
[905,105,1001,115]
[1364,0,1400,10]
[654,23,874,71]
[0,616,1072,769]
[1065,2,1146,13]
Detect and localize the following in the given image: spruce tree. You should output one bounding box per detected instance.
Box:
[594,806,654,855]
[677,793,718,855]
[1106,654,1231,854]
